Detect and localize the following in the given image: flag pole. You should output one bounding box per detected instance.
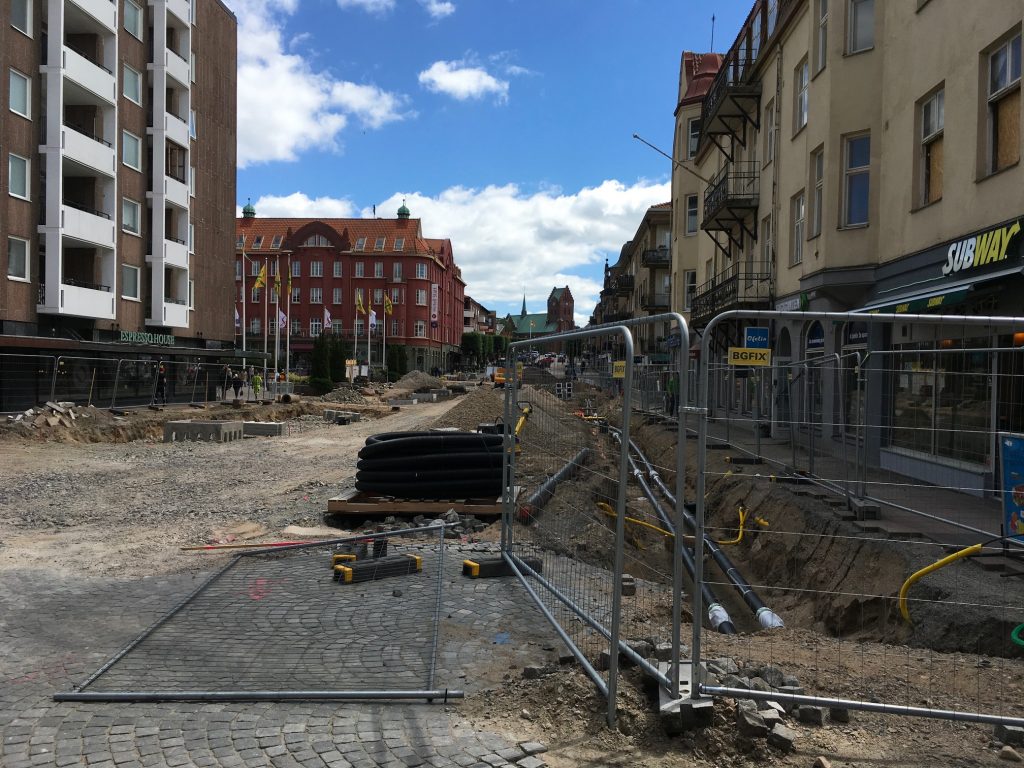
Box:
[262,255,269,386]
[285,252,291,381]
[241,251,247,369]
[383,300,387,381]
[274,254,281,378]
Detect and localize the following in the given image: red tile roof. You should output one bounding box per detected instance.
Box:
[236,217,436,256]
[681,52,723,107]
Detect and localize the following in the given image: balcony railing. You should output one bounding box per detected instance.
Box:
[65,277,111,292]
[601,311,631,324]
[63,199,111,219]
[703,160,760,225]
[641,292,671,311]
[65,42,112,73]
[64,122,112,147]
[164,296,187,305]
[690,259,773,326]
[641,248,670,268]
[612,274,634,295]
[166,234,187,245]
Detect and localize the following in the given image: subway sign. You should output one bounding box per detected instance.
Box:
[728,347,772,366]
[942,219,1021,276]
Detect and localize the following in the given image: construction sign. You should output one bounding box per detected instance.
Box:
[728,347,772,366]
[612,361,626,379]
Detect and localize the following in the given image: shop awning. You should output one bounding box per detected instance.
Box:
[856,286,972,315]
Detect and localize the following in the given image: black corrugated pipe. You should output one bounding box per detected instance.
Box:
[518,447,591,521]
[609,432,736,635]
[618,429,783,631]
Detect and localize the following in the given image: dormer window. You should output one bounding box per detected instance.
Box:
[374,237,386,251]
[355,237,366,251]
[393,238,405,251]
[271,235,282,249]
[252,235,263,249]
[303,234,329,247]
[236,234,245,248]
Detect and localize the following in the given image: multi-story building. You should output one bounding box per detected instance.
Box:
[0,0,237,367]
[501,287,575,343]
[235,203,466,374]
[463,296,495,336]
[674,0,1023,493]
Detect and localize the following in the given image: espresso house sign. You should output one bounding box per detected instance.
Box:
[119,330,176,346]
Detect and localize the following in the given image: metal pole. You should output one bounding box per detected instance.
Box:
[54,690,464,703]
[427,522,445,691]
[241,252,247,369]
[109,360,122,410]
[50,355,61,402]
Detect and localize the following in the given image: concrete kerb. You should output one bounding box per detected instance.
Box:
[163,420,245,443]
[242,421,287,437]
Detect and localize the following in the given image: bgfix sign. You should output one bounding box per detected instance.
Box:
[728,347,772,366]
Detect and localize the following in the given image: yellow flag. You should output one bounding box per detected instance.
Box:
[274,269,281,294]
[253,264,267,289]
[384,293,394,315]
[356,291,366,315]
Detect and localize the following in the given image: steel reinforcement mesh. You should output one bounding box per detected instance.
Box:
[75,535,449,695]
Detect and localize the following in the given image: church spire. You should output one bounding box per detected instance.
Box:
[520,294,527,318]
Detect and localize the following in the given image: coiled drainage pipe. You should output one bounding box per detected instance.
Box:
[605,430,735,634]
[612,428,783,631]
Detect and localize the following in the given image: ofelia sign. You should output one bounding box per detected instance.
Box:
[119,330,176,346]
[941,218,1021,277]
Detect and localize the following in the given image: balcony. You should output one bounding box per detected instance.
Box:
[641,247,670,269]
[702,160,760,244]
[60,279,116,320]
[699,50,761,160]
[68,0,117,32]
[154,298,189,328]
[158,111,191,148]
[601,311,631,324]
[62,124,115,177]
[62,203,115,248]
[165,0,191,25]
[164,48,190,86]
[690,259,773,327]
[163,173,189,209]
[163,236,189,268]
[640,292,671,311]
[62,46,116,105]
[612,274,634,296]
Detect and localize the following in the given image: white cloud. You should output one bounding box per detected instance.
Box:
[418,60,509,102]
[375,180,670,318]
[335,0,394,13]
[229,0,410,167]
[241,192,359,218]
[419,0,455,17]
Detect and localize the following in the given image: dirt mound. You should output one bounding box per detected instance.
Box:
[428,385,507,431]
[321,384,369,404]
[394,370,443,391]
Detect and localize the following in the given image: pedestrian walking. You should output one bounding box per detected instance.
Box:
[155,366,167,405]
[252,371,263,401]
[666,373,679,417]
[231,370,243,399]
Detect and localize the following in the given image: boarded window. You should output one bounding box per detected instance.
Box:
[994,88,1020,172]
[924,135,944,204]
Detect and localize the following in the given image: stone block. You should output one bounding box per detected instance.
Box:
[829,707,851,723]
[767,723,798,752]
[242,421,286,437]
[796,706,825,726]
[736,707,768,738]
[163,420,244,443]
[996,725,1024,747]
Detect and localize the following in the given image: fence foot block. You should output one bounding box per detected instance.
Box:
[334,553,421,584]
[462,556,542,578]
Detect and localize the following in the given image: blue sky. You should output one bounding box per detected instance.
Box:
[230,0,751,324]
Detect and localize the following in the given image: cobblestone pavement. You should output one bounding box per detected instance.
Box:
[0,544,559,768]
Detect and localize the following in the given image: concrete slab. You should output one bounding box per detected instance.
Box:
[163,420,245,443]
[242,421,286,437]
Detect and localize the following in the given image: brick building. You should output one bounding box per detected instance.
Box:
[235,203,466,374]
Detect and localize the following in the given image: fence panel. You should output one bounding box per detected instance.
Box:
[502,317,690,725]
[51,356,123,408]
[693,309,1024,728]
[0,354,57,412]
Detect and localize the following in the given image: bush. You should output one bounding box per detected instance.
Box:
[309,376,334,395]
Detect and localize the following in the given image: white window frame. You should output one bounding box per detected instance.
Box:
[354,237,366,251]
[685,194,698,235]
[189,223,195,254]
[7,236,29,281]
[190,52,196,83]
[250,259,260,276]
[373,288,383,304]
[333,287,343,304]
[416,262,428,279]
[291,286,300,303]
[683,270,696,311]
[764,99,776,165]
[374,262,383,278]
[414,320,426,338]
[391,288,400,304]
[987,33,1022,174]
[847,0,874,54]
[252,235,263,250]
[374,237,386,251]
[393,263,402,280]
[843,133,871,227]
[121,264,140,300]
[188,280,194,310]
[310,287,322,304]
[122,130,142,171]
[189,166,196,197]
[124,0,143,40]
[310,260,323,277]
[355,318,364,336]
[252,287,262,303]
[250,317,261,334]
[816,0,829,72]
[8,153,29,200]
[795,59,809,131]
[393,238,405,251]
[761,214,773,266]
[11,0,31,36]
[921,88,944,204]
[310,318,323,338]
[687,117,701,159]
[123,64,142,105]
[355,262,364,278]
[791,192,806,266]
[9,68,30,119]
[811,148,824,237]
[416,289,427,306]
[189,109,197,139]
[291,260,301,277]
[333,260,342,278]
[122,198,141,236]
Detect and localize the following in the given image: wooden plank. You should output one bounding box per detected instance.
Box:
[326,487,519,518]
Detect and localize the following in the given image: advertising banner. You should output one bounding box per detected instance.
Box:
[430,284,439,328]
[1000,433,1024,539]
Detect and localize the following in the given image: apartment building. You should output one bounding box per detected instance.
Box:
[463,296,495,336]
[1,0,237,359]
[674,0,1023,493]
[235,203,466,374]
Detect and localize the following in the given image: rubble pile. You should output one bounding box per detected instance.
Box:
[6,401,94,431]
[320,384,370,405]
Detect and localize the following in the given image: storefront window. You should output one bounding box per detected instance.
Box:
[890,340,991,466]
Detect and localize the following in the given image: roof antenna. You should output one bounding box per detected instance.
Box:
[711,14,715,51]
[372,204,376,217]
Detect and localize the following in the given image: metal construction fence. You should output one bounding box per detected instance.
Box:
[692,310,1024,727]
[55,527,459,703]
[0,353,293,412]
[500,316,691,726]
